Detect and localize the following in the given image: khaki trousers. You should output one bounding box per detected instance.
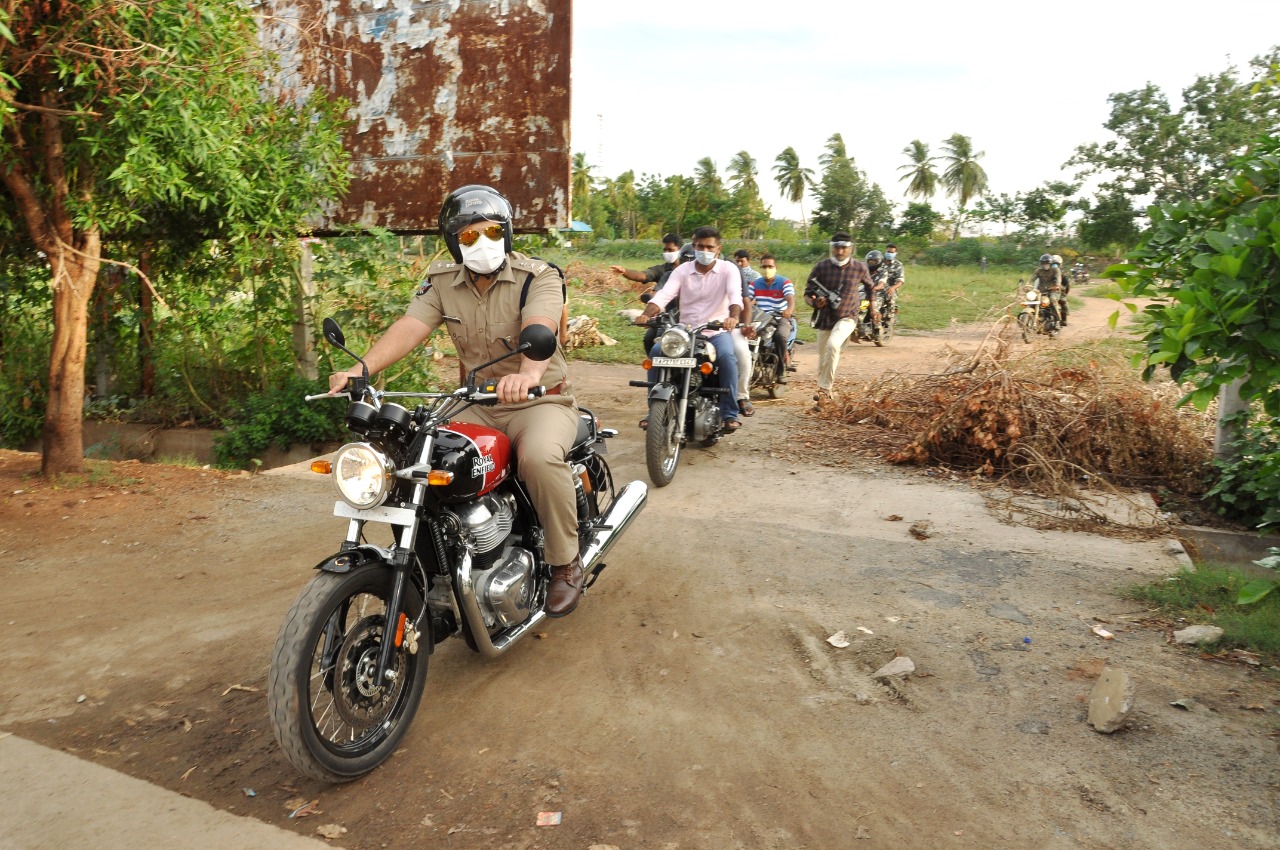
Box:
[816,318,858,392]
[450,396,580,566]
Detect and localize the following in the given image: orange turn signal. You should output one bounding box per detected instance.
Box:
[642,358,653,370]
[700,362,713,375]
[311,460,332,474]
[426,470,455,486]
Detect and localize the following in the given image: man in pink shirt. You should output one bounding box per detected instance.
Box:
[636,225,744,429]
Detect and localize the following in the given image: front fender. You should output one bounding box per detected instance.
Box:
[647,383,676,404]
[314,545,393,574]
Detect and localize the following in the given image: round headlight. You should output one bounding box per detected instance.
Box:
[659,327,690,358]
[332,442,394,509]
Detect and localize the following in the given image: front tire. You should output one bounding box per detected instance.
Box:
[1018,312,1033,343]
[268,568,428,782]
[645,397,681,487]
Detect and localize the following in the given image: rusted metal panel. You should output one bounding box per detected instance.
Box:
[260,0,571,234]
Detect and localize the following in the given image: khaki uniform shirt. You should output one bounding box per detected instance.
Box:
[405,251,571,400]
[1030,266,1063,292]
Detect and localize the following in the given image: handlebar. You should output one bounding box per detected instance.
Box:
[305,383,545,404]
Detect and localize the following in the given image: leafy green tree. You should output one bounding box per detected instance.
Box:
[940,133,988,238]
[572,152,596,221]
[896,202,943,239]
[898,139,939,200]
[813,134,894,241]
[773,146,815,240]
[0,1,348,474]
[726,151,768,239]
[1066,48,1279,205]
[970,193,1022,235]
[1111,133,1280,413]
[1077,191,1141,251]
[1020,180,1079,235]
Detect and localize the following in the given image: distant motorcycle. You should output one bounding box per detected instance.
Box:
[630,314,735,487]
[1017,282,1060,343]
[856,286,897,347]
[1072,263,1089,283]
[746,309,796,399]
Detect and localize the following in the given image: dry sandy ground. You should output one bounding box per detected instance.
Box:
[1,293,1277,850]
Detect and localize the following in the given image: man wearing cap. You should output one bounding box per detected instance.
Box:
[804,232,873,404]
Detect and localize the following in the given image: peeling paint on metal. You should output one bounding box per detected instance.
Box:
[259,0,570,234]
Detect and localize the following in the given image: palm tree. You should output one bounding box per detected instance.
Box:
[773,146,815,239]
[726,150,759,196]
[898,139,939,200]
[694,157,723,194]
[940,133,988,236]
[571,152,595,221]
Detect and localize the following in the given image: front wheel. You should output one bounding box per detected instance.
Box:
[645,397,681,487]
[1018,311,1033,343]
[268,568,428,782]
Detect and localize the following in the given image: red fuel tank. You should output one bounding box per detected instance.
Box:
[430,423,513,502]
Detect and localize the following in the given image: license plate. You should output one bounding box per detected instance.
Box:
[651,357,696,367]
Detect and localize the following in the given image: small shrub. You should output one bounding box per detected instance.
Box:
[1207,416,1280,531]
[213,375,346,469]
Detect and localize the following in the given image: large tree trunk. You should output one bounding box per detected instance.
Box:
[42,233,101,475]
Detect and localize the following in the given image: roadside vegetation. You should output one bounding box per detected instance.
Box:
[1121,562,1280,662]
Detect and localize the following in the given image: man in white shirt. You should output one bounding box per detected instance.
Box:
[637,225,744,430]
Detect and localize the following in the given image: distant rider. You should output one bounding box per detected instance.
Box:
[749,252,796,380]
[1028,253,1063,324]
[1051,254,1069,326]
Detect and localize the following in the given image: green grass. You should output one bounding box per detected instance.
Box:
[1120,563,1280,660]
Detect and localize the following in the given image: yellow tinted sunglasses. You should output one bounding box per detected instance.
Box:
[456,223,505,247]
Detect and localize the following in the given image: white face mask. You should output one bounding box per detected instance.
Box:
[460,237,506,275]
[831,255,850,267]
[662,250,679,264]
[695,250,718,266]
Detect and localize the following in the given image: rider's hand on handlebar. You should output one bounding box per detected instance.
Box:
[496,372,539,404]
[328,371,356,395]
[722,316,739,331]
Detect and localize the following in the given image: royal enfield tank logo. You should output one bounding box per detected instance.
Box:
[471,455,495,478]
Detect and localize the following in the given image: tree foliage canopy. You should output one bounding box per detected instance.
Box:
[1110,132,1280,413]
[1066,48,1279,206]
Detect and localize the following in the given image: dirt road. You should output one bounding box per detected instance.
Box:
[1,293,1277,849]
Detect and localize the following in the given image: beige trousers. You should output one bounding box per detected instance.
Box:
[815,318,858,392]
[451,396,580,566]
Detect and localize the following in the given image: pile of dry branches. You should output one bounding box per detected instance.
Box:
[815,321,1214,500]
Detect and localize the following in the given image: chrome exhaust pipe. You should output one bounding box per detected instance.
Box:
[455,549,547,659]
[582,479,648,575]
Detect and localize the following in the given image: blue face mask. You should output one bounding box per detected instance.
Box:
[885,252,897,261]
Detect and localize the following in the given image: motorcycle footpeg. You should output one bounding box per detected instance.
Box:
[584,562,607,589]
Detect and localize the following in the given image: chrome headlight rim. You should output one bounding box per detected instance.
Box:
[659,327,691,358]
[332,442,395,510]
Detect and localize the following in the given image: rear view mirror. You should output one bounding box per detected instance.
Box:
[519,324,558,362]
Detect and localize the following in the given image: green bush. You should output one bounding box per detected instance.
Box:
[212,375,347,469]
[1207,415,1280,531]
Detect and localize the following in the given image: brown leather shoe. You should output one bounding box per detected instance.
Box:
[546,555,585,618]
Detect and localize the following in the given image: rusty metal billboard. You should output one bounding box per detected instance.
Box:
[259,0,571,234]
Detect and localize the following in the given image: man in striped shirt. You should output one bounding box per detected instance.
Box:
[749,253,795,378]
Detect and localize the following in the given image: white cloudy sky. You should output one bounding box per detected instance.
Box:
[569,0,1279,222]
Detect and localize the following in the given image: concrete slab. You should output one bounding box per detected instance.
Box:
[0,733,336,850]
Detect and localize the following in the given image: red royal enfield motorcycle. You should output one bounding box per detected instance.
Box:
[268,318,647,781]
